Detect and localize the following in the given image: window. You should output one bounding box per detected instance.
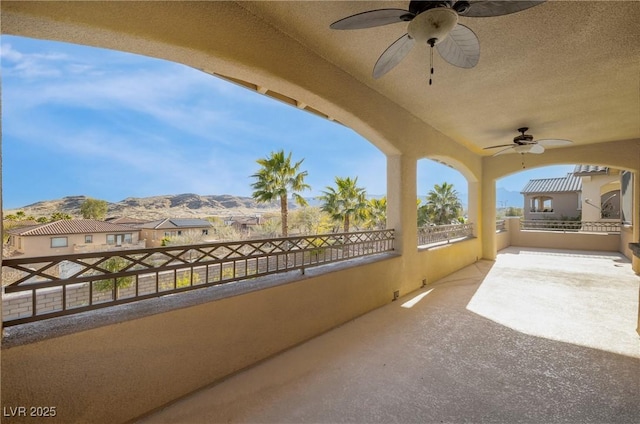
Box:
[51,237,68,248]
[202,229,209,236]
[107,234,130,245]
[85,235,93,243]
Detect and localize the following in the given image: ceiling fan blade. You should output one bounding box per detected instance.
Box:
[536,138,573,146]
[492,146,514,156]
[436,24,480,68]
[528,144,545,154]
[484,143,514,149]
[330,9,413,30]
[463,1,545,18]
[373,33,415,79]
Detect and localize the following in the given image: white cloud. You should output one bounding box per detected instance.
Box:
[2,36,389,206]
[1,41,70,78]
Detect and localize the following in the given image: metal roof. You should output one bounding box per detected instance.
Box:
[521,173,582,194]
[573,165,609,176]
[8,219,139,236]
[136,218,212,230]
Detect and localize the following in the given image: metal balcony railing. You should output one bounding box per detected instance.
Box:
[418,223,474,246]
[2,230,394,326]
[520,220,621,233]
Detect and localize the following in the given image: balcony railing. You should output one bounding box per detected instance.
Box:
[496,220,507,232]
[2,229,394,326]
[418,223,474,246]
[520,220,621,233]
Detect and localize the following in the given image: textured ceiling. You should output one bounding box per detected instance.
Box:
[239,0,640,155]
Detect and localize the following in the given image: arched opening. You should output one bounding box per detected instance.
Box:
[2,35,388,245]
[416,157,476,247]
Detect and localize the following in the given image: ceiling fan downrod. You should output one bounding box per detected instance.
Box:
[428,38,436,85]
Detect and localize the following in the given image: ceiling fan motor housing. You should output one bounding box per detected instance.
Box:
[514,133,534,144]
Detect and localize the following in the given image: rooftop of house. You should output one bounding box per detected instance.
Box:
[105,216,150,226]
[135,218,213,230]
[8,219,139,236]
[573,165,609,176]
[521,173,581,195]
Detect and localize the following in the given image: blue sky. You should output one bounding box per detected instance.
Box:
[1,35,574,210]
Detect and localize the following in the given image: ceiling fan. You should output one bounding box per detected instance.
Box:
[330,1,545,81]
[484,127,573,156]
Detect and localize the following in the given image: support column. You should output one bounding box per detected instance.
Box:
[633,171,640,274]
[467,181,480,237]
[387,154,418,255]
[633,172,640,336]
[481,174,497,260]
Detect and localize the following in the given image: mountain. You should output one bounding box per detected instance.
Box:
[6,194,283,221]
[6,189,524,221]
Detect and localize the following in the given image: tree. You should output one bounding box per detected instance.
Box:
[319,176,368,233]
[250,150,311,237]
[50,212,73,221]
[80,198,108,220]
[93,257,133,292]
[364,197,387,230]
[418,182,463,225]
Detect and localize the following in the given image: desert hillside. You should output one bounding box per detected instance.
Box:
[4,194,287,221]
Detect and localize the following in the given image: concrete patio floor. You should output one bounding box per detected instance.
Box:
[139,247,640,424]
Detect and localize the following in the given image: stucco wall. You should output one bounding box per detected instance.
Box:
[506,218,621,252]
[523,192,580,220]
[496,227,512,252]
[1,256,414,424]
[621,225,634,260]
[420,238,481,285]
[581,173,621,221]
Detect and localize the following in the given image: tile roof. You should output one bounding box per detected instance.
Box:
[8,219,139,236]
[573,165,609,176]
[105,217,150,225]
[521,173,582,194]
[136,218,212,229]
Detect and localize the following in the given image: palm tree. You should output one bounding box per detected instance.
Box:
[251,150,310,237]
[319,176,368,233]
[418,182,462,225]
[364,197,387,230]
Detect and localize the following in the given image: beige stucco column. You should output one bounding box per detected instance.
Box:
[633,171,640,275]
[467,181,480,237]
[481,174,497,260]
[387,154,417,255]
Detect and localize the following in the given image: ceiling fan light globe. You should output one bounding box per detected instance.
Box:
[407,8,458,45]
[514,145,532,154]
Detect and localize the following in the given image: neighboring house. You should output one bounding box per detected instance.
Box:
[224,215,262,235]
[6,219,144,258]
[521,173,581,220]
[573,165,621,221]
[521,165,623,221]
[136,218,213,247]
